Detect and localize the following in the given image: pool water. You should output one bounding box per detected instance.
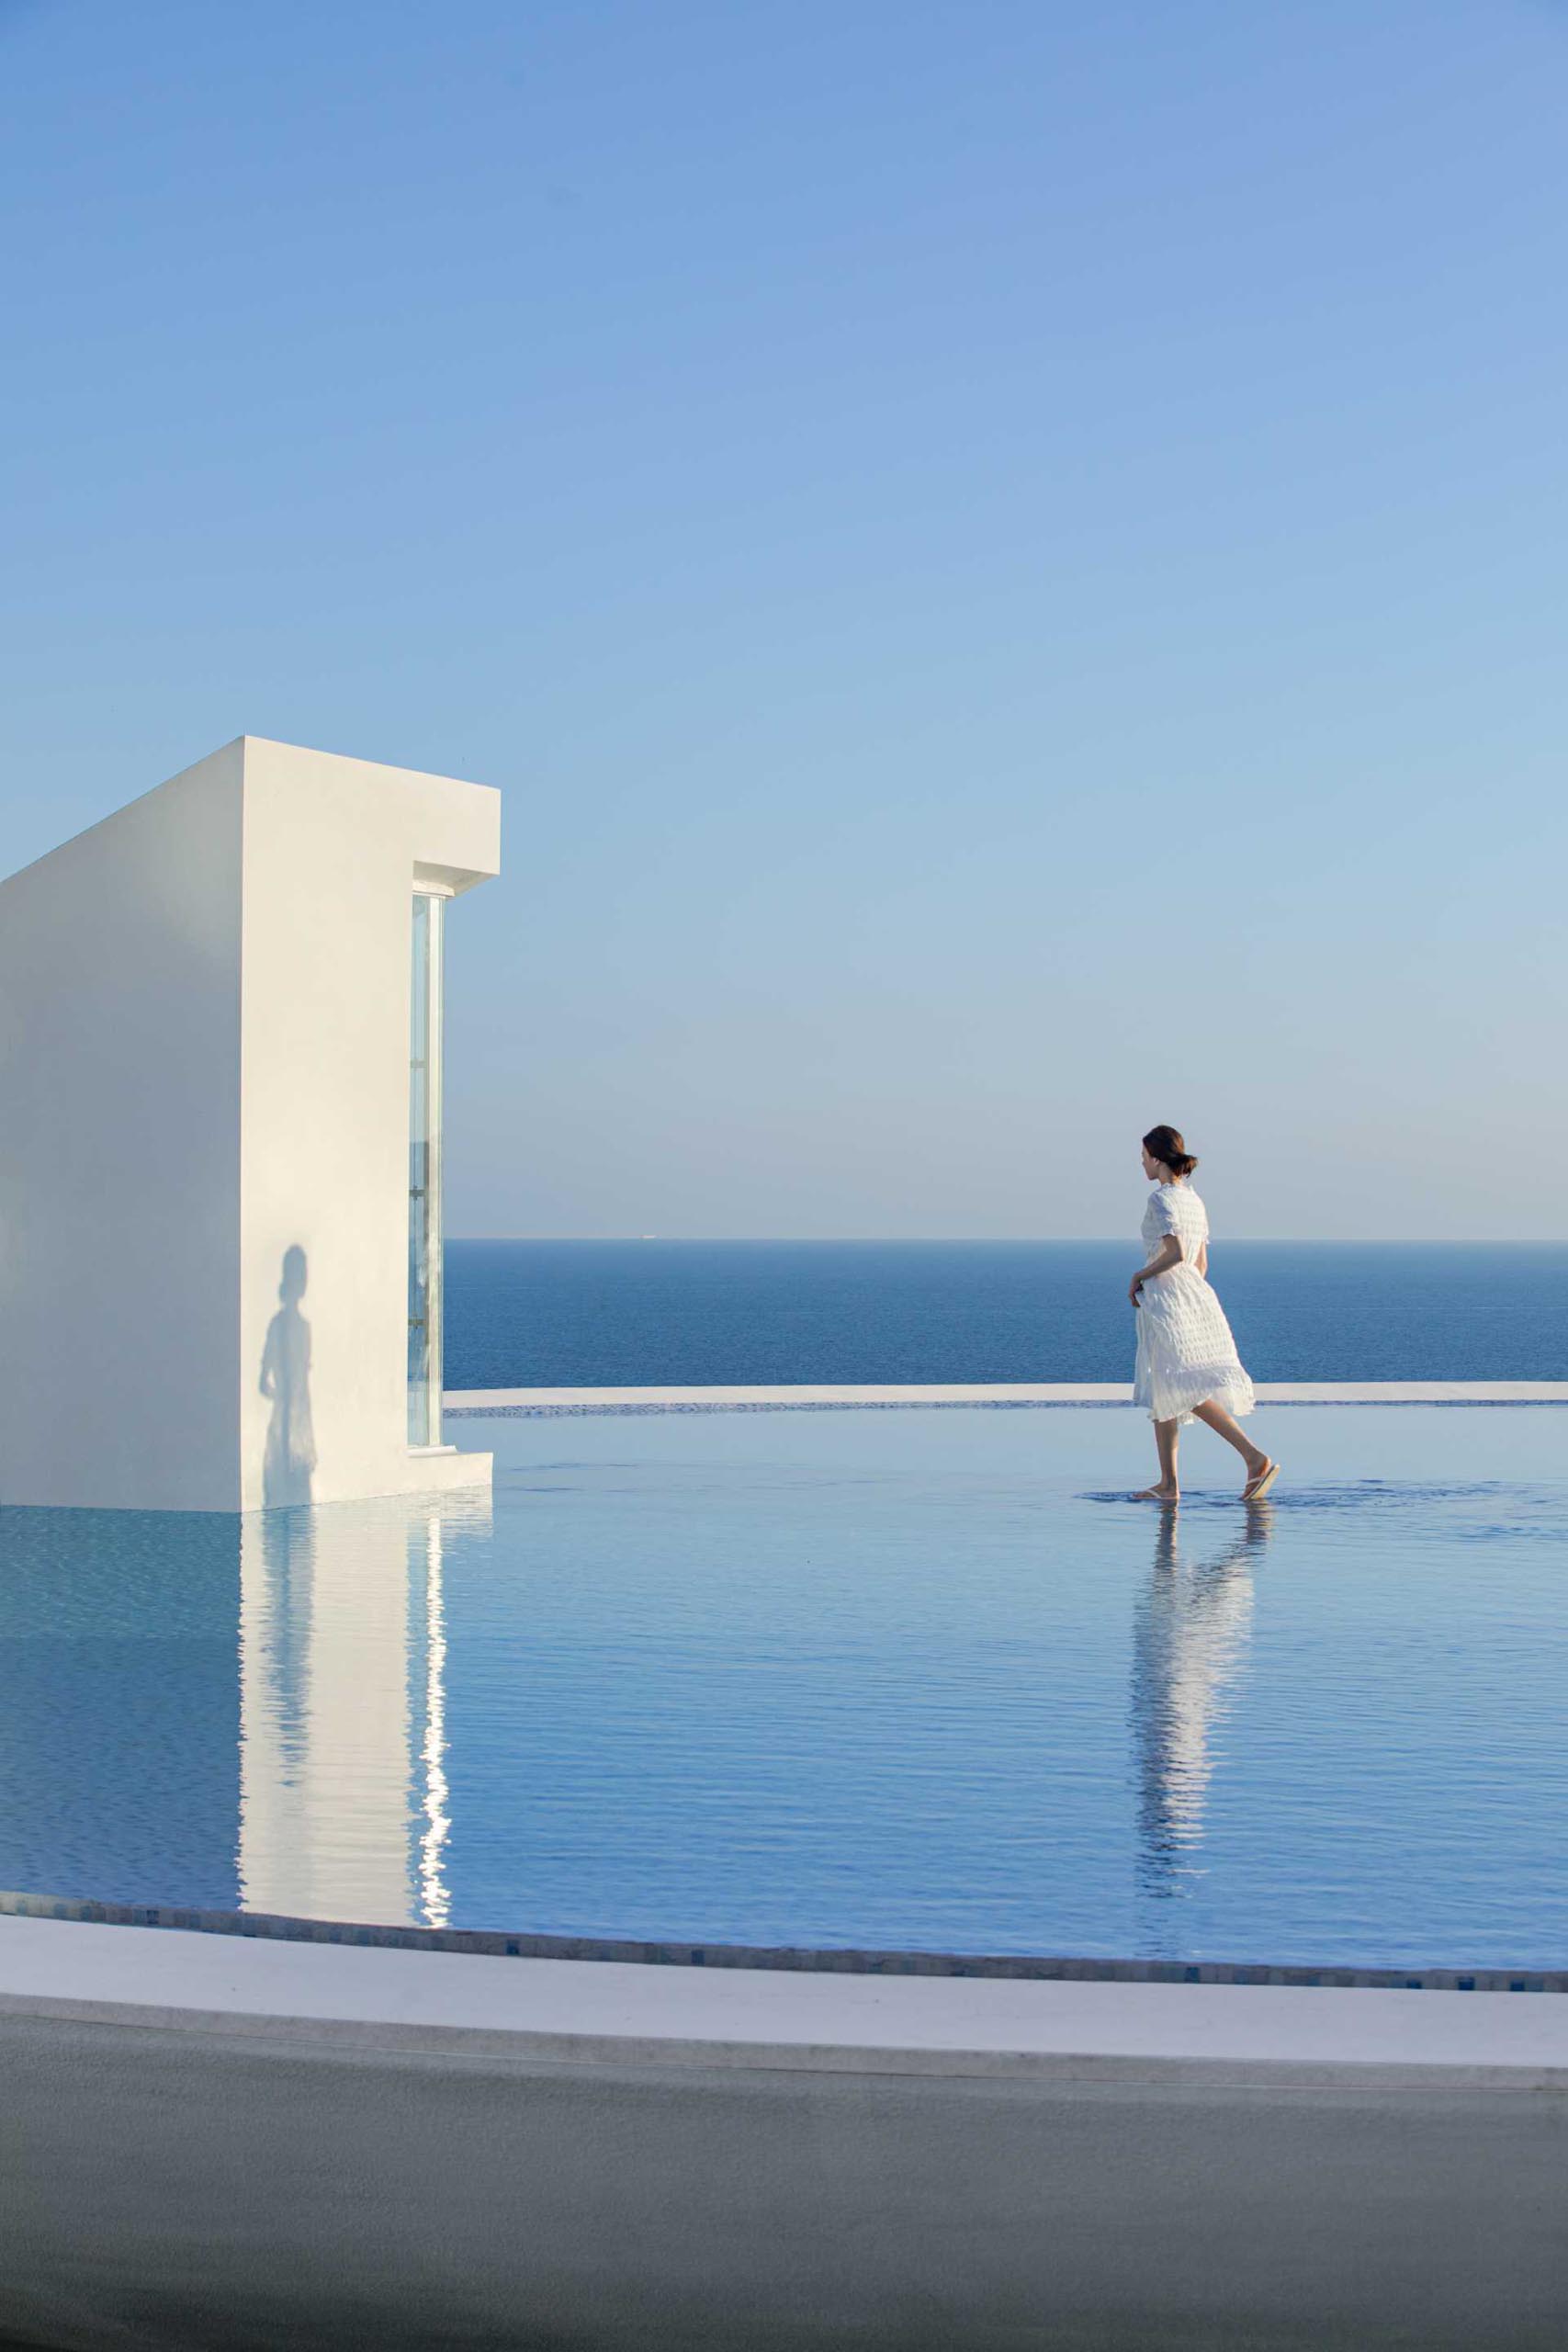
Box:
[0,1407,1563,1972]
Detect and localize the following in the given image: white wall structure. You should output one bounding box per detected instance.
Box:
[0,737,499,1511]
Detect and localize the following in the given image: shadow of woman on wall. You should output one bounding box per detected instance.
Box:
[260,1245,317,1508]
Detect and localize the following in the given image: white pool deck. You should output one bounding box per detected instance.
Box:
[2,1913,1565,2082]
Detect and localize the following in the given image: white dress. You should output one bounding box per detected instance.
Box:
[1133,1182,1255,1426]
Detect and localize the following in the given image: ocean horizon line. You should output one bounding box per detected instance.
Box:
[449,1234,1563,1248]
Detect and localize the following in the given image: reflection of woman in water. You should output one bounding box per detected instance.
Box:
[1132,1505,1269,1925]
[260,1246,316,1506]
[1130,1124,1279,1505]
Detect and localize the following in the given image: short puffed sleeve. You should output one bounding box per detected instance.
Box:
[1145,1186,1179,1237]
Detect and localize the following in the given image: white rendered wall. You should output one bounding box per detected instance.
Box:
[236,741,496,1509]
[0,745,243,1510]
[0,736,498,1512]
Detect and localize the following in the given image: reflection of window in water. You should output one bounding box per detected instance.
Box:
[1131,1508,1270,1938]
[237,1491,488,1928]
[418,1510,452,1927]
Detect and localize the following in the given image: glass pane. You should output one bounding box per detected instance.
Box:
[408,892,445,1445]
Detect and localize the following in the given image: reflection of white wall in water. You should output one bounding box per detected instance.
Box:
[238,1490,490,1926]
[1132,1515,1264,1895]
[0,736,500,1511]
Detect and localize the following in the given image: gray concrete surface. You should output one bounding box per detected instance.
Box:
[5,2005,1567,2350]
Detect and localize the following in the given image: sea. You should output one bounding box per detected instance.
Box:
[444,1240,1568,1389]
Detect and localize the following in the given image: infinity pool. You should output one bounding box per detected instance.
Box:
[1,1407,1563,1971]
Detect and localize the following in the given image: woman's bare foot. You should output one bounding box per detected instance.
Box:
[1242,1455,1280,1500]
[1133,1485,1179,1504]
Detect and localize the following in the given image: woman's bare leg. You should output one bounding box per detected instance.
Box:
[1134,1418,1180,1501]
[1192,1399,1272,1488]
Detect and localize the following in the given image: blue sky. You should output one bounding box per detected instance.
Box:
[2,0,1564,1238]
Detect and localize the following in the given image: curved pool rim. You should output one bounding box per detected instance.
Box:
[3,1888,1563,1994]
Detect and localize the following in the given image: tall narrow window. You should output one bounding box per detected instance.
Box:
[408,891,446,1445]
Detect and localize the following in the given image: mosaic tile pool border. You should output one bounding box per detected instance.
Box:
[447,1397,1568,1419]
[1,1891,1562,1993]
[449,1401,1144,1417]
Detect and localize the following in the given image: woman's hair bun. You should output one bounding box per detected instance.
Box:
[1144,1124,1198,1178]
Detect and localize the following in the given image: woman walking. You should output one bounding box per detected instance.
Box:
[1130,1125,1278,1505]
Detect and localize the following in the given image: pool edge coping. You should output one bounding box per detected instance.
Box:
[2,1892,1561,1995]
[446,1382,1568,1415]
[4,1912,1567,2089]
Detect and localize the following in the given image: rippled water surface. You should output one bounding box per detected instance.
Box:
[1,1406,1564,1970]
